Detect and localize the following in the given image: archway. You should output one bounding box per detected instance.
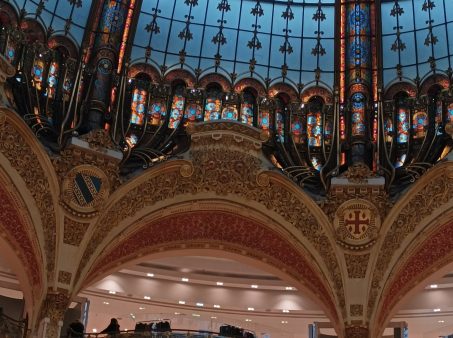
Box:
[75,204,342,335]
[78,249,338,338]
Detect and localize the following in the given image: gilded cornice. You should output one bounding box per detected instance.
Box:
[0,108,60,284]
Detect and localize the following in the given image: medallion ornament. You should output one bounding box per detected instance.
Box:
[334,199,380,250]
[61,165,110,216]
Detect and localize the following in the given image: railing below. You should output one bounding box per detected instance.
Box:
[65,330,247,338]
[0,308,28,338]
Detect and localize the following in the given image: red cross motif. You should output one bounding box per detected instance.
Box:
[345,210,370,235]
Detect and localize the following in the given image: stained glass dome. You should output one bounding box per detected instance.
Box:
[1,0,453,196]
[132,0,336,89]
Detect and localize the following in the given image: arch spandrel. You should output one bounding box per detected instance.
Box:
[366,162,453,331]
[73,121,346,326]
[0,108,60,285]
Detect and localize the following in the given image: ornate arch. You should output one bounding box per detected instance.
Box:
[80,206,341,330]
[0,1,19,26]
[301,86,333,105]
[19,18,46,43]
[234,77,266,97]
[47,35,79,59]
[383,81,417,100]
[0,108,60,284]
[164,69,196,88]
[74,121,346,326]
[128,63,161,83]
[375,213,453,337]
[0,169,43,319]
[199,73,231,92]
[366,162,453,332]
[419,73,449,96]
[269,83,299,101]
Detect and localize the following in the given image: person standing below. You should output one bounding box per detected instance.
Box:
[100,318,120,336]
[67,319,84,337]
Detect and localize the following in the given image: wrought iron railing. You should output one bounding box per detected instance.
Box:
[0,308,28,338]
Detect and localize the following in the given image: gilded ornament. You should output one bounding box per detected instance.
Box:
[61,165,110,216]
[334,199,380,250]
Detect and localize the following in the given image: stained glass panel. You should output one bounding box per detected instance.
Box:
[397,108,409,144]
[169,94,185,129]
[130,88,147,125]
[149,101,167,126]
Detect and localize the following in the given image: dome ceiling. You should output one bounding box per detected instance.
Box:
[132,0,335,87]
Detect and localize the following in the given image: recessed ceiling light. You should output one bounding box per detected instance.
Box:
[196,302,204,307]
[285,287,294,290]
[247,307,255,311]
[182,278,189,282]
[139,307,145,310]
[433,308,441,312]
[438,320,445,323]
[108,291,116,294]
[178,300,186,305]
[192,314,200,317]
[144,296,151,300]
[281,321,288,324]
[174,312,180,315]
[103,301,109,305]
[245,319,252,322]
[216,282,224,286]
[251,285,258,288]
[147,273,154,277]
[213,304,221,308]
[430,284,438,288]
[282,309,290,313]
[92,329,97,333]
[211,316,217,319]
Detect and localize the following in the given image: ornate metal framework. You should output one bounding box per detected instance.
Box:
[0,0,452,196]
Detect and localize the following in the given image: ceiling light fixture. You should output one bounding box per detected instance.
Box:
[438,320,445,323]
[245,319,252,322]
[211,316,217,319]
[196,303,204,307]
[174,312,180,315]
[285,287,294,290]
[192,314,200,317]
[178,300,186,305]
[216,282,224,286]
[147,273,154,277]
[281,321,288,324]
[247,307,255,311]
[430,284,438,288]
[103,301,109,305]
[92,329,97,333]
[433,308,441,312]
[282,309,290,313]
[251,285,258,289]
[139,307,145,310]
[182,278,189,282]
[144,296,151,300]
[213,304,221,308]
[108,291,116,294]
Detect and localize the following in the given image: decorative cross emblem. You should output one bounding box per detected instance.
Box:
[345,210,370,236]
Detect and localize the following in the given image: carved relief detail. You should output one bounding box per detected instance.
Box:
[63,217,89,246]
[345,253,370,279]
[37,291,70,338]
[78,125,344,316]
[367,166,453,318]
[0,116,56,282]
[58,271,72,285]
[350,304,364,317]
[335,200,380,250]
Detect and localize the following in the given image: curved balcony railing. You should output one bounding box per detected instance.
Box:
[65,329,254,338]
